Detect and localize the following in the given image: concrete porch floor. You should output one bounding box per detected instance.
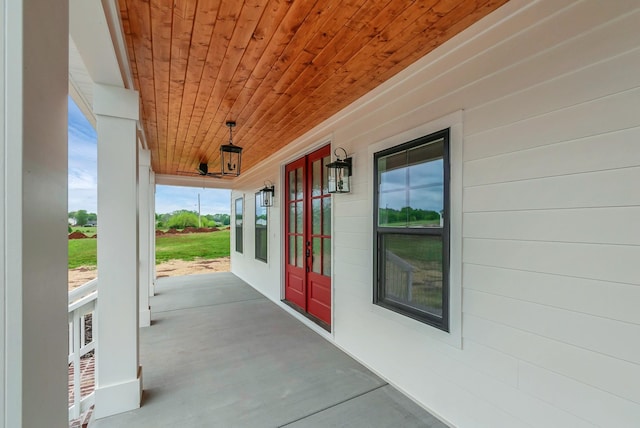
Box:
[91,272,447,428]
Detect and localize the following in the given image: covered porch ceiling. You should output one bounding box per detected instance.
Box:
[117,0,509,177]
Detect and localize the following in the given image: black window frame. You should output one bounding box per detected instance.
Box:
[235,197,243,253]
[373,128,450,331]
[255,192,268,262]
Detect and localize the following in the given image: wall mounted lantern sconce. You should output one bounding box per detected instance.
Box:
[326,147,352,194]
[259,181,275,207]
[220,121,243,177]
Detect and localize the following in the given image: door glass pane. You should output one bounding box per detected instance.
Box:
[312,199,321,235]
[381,234,443,319]
[295,167,303,199]
[289,203,295,233]
[312,159,321,197]
[296,236,303,268]
[289,236,295,265]
[322,238,331,276]
[322,197,331,236]
[296,202,303,233]
[312,238,321,274]
[322,156,330,194]
[289,170,296,201]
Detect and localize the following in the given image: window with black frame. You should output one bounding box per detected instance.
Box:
[255,192,267,262]
[235,197,243,253]
[374,129,450,331]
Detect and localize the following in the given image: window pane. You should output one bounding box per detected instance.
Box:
[235,198,243,253]
[378,190,407,227]
[409,157,443,188]
[381,234,443,319]
[409,187,443,228]
[255,193,268,262]
[378,160,406,192]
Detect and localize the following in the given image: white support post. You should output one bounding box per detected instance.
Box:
[149,171,157,296]
[94,84,142,418]
[1,1,69,427]
[138,149,152,327]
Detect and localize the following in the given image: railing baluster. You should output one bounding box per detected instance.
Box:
[72,311,81,419]
[68,278,98,423]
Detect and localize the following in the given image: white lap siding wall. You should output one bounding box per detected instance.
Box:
[232,1,640,426]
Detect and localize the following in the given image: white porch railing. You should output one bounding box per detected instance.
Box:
[68,278,98,421]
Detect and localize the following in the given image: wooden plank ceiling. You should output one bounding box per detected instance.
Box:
[118,0,508,177]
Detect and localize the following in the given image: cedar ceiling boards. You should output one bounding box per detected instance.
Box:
[118,0,509,178]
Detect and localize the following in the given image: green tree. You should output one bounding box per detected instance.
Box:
[75,209,89,226]
[166,211,199,229]
[212,213,230,226]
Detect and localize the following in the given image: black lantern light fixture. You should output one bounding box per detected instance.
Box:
[220,121,242,177]
[326,147,352,193]
[259,180,275,207]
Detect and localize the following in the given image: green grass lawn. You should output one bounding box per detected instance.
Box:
[155,230,230,264]
[68,230,231,269]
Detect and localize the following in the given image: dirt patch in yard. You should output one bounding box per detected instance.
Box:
[68,257,230,291]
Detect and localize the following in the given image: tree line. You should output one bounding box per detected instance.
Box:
[155,210,230,229]
[69,209,230,229]
[378,207,442,225]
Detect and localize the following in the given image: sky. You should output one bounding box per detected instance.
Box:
[68,97,230,215]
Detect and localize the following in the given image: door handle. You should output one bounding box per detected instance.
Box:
[306,248,311,257]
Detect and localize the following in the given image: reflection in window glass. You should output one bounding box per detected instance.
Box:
[378,139,444,228]
[235,197,243,253]
[255,193,267,262]
[381,234,443,318]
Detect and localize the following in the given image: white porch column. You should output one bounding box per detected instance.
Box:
[149,171,157,296]
[94,84,142,418]
[138,149,152,327]
[1,1,69,427]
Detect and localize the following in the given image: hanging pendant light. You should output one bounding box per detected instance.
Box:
[220,121,242,177]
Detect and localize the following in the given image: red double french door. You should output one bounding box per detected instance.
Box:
[284,145,332,326]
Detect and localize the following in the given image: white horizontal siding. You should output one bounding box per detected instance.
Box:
[465,167,640,212]
[464,314,640,405]
[463,263,640,325]
[464,289,640,363]
[518,362,640,428]
[464,238,639,285]
[464,88,640,161]
[464,207,640,245]
[233,0,640,426]
[465,127,640,186]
